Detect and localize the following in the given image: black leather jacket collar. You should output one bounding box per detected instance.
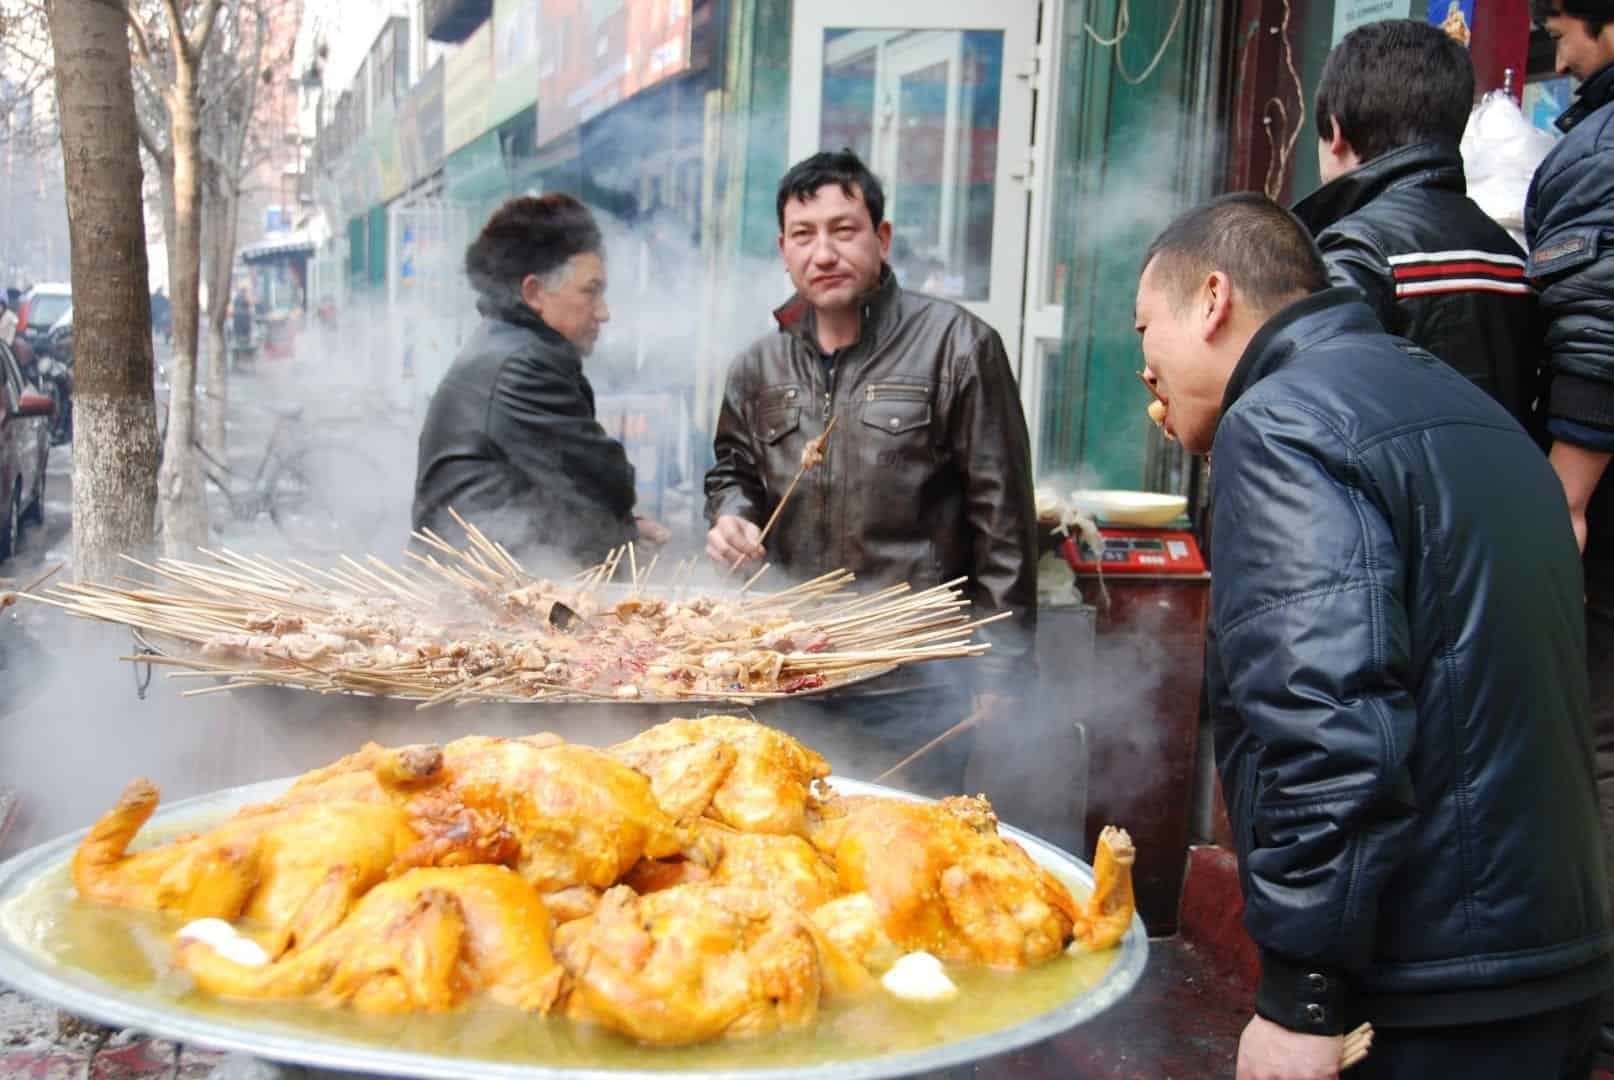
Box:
[1221,288,1382,418]
[474,294,581,372]
[1291,142,1465,234]
[772,266,903,356]
[1557,61,1614,134]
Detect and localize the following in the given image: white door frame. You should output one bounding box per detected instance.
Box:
[788,0,1041,364]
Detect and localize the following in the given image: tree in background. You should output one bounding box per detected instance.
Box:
[46,0,160,581]
[124,0,227,555]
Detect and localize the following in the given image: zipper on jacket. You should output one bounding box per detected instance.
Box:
[864,383,929,402]
[822,355,839,572]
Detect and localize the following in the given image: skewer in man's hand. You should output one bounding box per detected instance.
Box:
[707,515,764,568]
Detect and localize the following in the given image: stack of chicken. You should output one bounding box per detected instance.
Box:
[72,716,1135,1047]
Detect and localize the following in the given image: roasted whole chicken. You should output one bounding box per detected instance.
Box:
[806,793,1127,968]
[69,716,1136,1048]
[553,883,868,1045]
[74,781,421,956]
[177,865,566,1014]
[608,714,831,836]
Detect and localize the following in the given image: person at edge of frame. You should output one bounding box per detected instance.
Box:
[1138,192,1611,1080]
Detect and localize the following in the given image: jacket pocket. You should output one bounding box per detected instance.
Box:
[861,384,932,436]
[758,405,801,445]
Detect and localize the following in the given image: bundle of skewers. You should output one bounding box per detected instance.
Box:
[27,512,1003,709]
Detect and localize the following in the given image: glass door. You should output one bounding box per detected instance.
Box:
[789,0,1040,361]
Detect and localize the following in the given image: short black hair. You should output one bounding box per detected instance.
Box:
[1314,19,1475,163]
[1532,0,1613,34]
[775,150,886,231]
[1141,193,1329,316]
[465,194,602,301]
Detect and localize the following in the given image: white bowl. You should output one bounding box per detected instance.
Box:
[1068,490,1188,527]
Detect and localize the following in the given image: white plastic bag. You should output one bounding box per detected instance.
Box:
[1461,90,1559,248]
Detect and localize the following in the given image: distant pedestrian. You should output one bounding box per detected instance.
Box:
[230,288,254,345]
[150,287,171,344]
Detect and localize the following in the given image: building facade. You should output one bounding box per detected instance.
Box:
[299,0,1545,507]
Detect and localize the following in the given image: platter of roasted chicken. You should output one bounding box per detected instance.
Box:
[30,519,1000,706]
[0,716,1145,1078]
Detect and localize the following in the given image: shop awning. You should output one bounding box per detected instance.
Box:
[239,232,317,263]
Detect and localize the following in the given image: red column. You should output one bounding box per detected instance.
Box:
[1472,0,1532,102]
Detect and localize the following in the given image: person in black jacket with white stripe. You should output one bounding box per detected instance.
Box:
[1292,19,1538,429]
[1139,194,1610,1080]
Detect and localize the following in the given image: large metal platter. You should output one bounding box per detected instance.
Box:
[0,777,1147,1079]
[129,627,905,706]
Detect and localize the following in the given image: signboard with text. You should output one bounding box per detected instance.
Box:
[536,0,692,147]
[1332,0,1414,45]
[444,21,494,154]
[491,0,541,127]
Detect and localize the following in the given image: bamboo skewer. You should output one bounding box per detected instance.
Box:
[874,715,979,783]
[728,417,839,576]
[37,521,998,706]
[1340,1022,1373,1070]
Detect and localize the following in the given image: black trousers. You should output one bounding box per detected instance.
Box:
[1352,997,1601,1079]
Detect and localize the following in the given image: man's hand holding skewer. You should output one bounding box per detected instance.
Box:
[708,418,837,570]
[708,515,764,567]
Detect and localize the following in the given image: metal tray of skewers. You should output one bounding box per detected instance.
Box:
[34,518,1000,709]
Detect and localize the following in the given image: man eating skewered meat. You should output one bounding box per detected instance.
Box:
[1136,193,1611,1079]
[702,150,1037,798]
[413,195,668,567]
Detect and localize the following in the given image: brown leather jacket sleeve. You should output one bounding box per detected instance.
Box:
[704,355,766,526]
[950,330,1037,688]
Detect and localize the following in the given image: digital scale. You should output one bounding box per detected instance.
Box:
[1060,526,1206,576]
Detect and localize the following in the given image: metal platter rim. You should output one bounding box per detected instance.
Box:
[0,775,1148,1080]
[128,627,905,707]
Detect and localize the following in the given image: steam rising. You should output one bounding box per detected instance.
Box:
[1,159,1191,866]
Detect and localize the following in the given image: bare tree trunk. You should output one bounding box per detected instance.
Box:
[157,60,209,555]
[47,0,160,582]
[202,168,236,466]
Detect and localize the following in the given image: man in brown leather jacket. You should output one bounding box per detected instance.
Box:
[703,150,1037,794]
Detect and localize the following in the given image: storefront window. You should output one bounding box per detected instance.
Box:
[819,28,1004,301]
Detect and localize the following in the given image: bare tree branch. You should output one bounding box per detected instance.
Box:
[187,0,225,64]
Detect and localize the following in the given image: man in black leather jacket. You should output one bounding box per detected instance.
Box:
[703,151,1036,796]
[1291,19,1537,427]
[1527,0,1614,1057]
[414,194,664,567]
[1139,194,1610,1079]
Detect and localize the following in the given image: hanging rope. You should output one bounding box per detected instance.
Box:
[1261,0,1306,200]
[1084,0,1190,86]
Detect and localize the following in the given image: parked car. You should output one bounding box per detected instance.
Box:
[38,306,72,446]
[16,284,70,358]
[0,339,52,561]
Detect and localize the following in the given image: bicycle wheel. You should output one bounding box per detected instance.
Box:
[266,442,397,554]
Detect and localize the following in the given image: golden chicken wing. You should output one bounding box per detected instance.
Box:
[609,714,830,835]
[553,883,869,1046]
[273,733,693,897]
[176,865,566,1015]
[806,794,1088,969]
[1071,826,1136,952]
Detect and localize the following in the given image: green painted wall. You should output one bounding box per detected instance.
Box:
[367,205,388,289]
[1041,0,1221,486]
